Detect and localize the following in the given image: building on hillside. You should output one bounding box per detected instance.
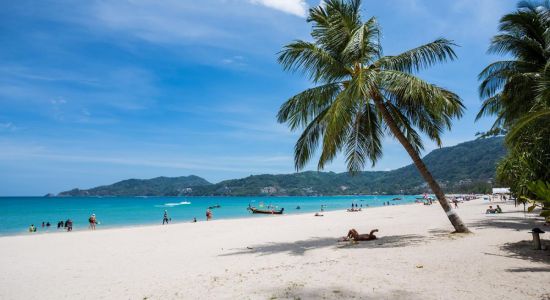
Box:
[260,186,277,194]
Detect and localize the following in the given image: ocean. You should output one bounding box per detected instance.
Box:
[0,195,422,236]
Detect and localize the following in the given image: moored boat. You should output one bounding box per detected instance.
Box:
[247,207,284,214]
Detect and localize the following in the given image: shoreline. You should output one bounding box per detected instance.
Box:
[3,193,446,198]
[0,199,421,238]
[0,195,425,237]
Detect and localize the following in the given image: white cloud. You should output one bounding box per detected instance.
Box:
[0,122,17,131]
[221,55,247,66]
[50,97,67,105]
[249,0,308,17]
[0,142,293,174]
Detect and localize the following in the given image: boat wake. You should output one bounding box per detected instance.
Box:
[156,201,191,207]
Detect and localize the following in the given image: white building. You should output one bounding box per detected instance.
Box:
[492,187,510,194]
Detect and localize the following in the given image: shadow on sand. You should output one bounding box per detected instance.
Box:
[469,215,545,231]
[264,285,420,300]
[506,267,550,273]
[220,234,431,257]
[470,213,550,266]
[500,240,550,265]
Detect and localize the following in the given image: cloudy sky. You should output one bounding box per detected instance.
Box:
[0,0,515,195]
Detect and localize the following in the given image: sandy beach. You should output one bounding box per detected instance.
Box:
[0,198,548,300]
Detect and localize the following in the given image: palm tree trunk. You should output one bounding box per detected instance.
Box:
[373,98,470,233]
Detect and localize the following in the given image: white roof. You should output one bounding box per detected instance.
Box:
[492,188,510,194]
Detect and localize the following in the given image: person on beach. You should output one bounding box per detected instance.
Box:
[46,222,50,228]
[340,229,379,242]
[162,210,169,225]
[453,199,459,209]
[193,217,197,223]
[89,214,97,230]
[28,224,36,232]
[496,205,503,213]
[42,222,45,228]
[486,206,497,214]
[67,219,73,231]
[314,212,324,217]
[206,209,212,221]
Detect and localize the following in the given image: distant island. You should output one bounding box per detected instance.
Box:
[58,137,505,197]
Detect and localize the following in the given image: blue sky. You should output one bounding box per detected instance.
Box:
[0,0,515,195]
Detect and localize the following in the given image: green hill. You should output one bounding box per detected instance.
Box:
[59,175,211,196]
[58,137,505,196]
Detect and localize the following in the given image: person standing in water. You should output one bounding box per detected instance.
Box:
[89,214,97,230]
[162,210,170,225]
[206,209,212,221]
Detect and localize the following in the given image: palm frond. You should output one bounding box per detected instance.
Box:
[377,38,457,73]
[317,78,359,170]
[489,34,545,64]
[507,109,550,142]
[380,70,464,145]
[293,109,329,171]
[277,82,343,130]
[342,17,381,64]
[310,0,362,56]
[278,41,349,83]
[476,93,503,121]
[478,60,526,98]
[344,102,383,172]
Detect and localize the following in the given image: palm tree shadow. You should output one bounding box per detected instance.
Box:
[469,215,545,231]
[219,234,430,257]
[338,234,429,249]
[266,285,421,300]
[500,240,550,265]
[506,267,550,272]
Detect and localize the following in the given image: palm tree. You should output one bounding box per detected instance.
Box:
[477,1,550,197]
[477,0,550,131]
[276,0,469,233]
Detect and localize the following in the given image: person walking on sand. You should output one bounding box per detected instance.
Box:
[162,210,170,225]
[453,198,459,209]
[89,214,97,230]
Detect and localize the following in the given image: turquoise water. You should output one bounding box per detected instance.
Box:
[0,195,420,236]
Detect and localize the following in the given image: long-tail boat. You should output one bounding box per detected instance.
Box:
[247,207,284,214]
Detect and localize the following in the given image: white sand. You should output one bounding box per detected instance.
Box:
[0,199,549,300]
